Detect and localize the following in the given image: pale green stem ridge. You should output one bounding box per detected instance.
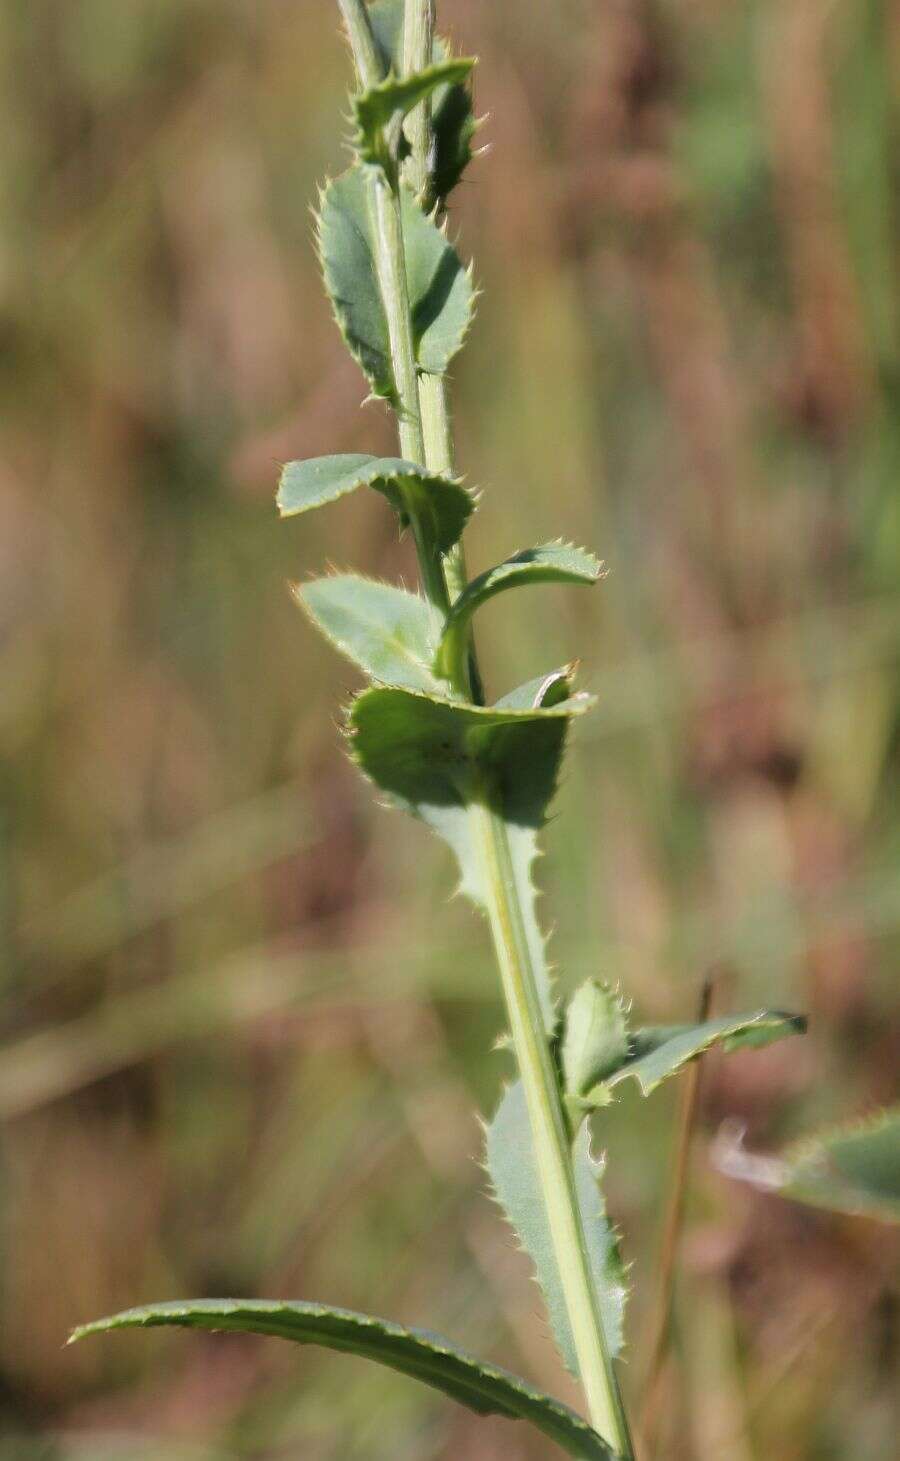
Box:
[402,0,435,199]
[400,0,476,653]
[340,0,448,615]
[473,795,633,1458]
[401,0,469,603]
[397,0,457,524]
[337,0,381,88]
[370,179,423,465]
[338,4,631,1451]
[370,171,449,614]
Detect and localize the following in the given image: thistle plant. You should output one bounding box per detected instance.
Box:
[69,4,811,1457]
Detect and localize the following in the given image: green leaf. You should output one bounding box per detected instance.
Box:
[717,1106,900,1224]
[353,60,475,178]
[294,576,443,693]
[368,0,479,206]
[318,165,474,401]
[430,65,480,207]
[368,0,405,64]
[277,453,474,554]
[435,544,604,678]
[349,682,594,1034]
[493,667,574,712]
[69,1299,613,1461]
[578,1011,806,1104]
[348,683,593,846]
[403,181,475,375]
[562,983,630,1099]
[485,1082,627,1373]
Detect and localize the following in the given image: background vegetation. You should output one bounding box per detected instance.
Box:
[1,1,898,1456]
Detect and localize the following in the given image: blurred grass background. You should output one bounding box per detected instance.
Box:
[1,0,899,1456]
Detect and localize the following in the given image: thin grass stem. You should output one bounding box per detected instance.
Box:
[639,975,715,1455]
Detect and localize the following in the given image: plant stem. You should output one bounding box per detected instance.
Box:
[474,796,634,1456]
[337,0,381,88]
[338,0,449,616]
[420,380,470,601]
[369,177,450,614]
[402,0,435,200]
[338,3,632,1451]
[370,181,424,467]
[400,0,478,660]
[401,0,470,601]
[399,0,456,532]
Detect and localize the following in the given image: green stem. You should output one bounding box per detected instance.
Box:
[419,376,470,601]
[368,175,449,614]
[338,0,448,616]
[400,0,479,687]
[400,0,468,603]
[402,0,435,200]
[473,796,634,1458]
[338,3,632,1452]
[337,0,381,88]
[398,0,454,519]
[370,179,423,466]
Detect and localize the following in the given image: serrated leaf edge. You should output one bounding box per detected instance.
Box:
[315,169,396,403]
[780,1103,899,1164]
[292,573,444,691]
[587,1010,807,1102]
[277,453,472,517]
[352,59,477,171]
[345,679,597,729]
[435,542,605,676]
[561,981,632,1099]
[483,1081,629,1372]
[69,1298,613,1461]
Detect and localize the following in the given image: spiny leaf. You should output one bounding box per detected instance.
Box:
[277,453,474,554]
[493,666,574,712]
[348,683,594,838]
[485,1082,627,1374]
[317,168,386,396]
[403,183,475,375]
[353,60,475,178]
[294,576,444,693]
[716,1106,900,1223]
[349,682,594,1034]
[318,165,474,402]
[435,544,604,678]
[368,0,479,206]
[562,982,630,1099]
[577,1011,806,1104]
[430,68,481,207]
[69,1299,613,1461]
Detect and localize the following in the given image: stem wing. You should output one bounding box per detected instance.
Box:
[486,1082,628,1372]
[348,681,594,1035]
[70,1300,613,1460]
